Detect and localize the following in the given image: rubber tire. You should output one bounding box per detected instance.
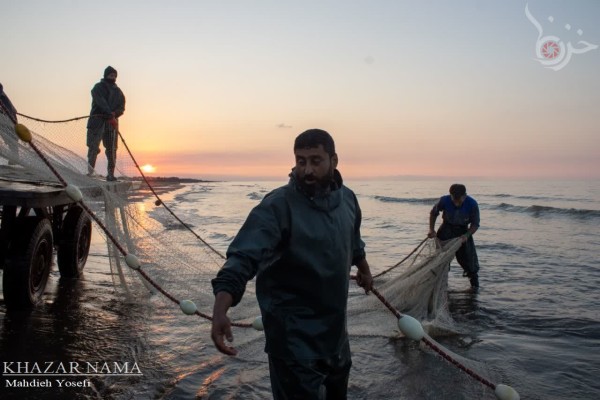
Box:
[2,218,54,308]
[57,206,92,278]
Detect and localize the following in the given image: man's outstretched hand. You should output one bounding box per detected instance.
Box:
[211,291,238,356]
[211,313,237,356]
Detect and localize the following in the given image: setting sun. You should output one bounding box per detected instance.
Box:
[140,164,157,174]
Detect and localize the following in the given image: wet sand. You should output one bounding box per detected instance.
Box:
[0,179,187,399]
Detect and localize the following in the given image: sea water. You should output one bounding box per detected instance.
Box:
[1,178,599,399]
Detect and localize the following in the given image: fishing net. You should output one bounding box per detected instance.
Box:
[0,111,515,398]
[348,238,462,338]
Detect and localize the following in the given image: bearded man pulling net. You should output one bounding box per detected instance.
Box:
[211,129,374,399]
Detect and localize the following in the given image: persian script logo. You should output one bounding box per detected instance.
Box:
[525,3,598,71]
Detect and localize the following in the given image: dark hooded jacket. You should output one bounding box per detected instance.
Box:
[87,79,125,129]
[212,169,366,360]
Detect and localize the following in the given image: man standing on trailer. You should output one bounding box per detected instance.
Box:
[86,66,125,181]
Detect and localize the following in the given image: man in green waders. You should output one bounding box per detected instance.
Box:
[86,66,125,181]
[211,129,373,399]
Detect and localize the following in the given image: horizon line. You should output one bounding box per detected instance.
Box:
[144,173,600,182]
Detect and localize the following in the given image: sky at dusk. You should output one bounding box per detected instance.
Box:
[1,0,599,180]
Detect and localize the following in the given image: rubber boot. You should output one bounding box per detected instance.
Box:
[469,273,479,288]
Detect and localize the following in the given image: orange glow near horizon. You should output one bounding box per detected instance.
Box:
[140,164,157,174]
[128,146,600,181]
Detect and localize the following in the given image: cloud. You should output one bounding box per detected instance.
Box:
[276,123,293,129]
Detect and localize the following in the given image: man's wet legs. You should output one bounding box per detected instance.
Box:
[104,126,117,181]
[86,128,102,175]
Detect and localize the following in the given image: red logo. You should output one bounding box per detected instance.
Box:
[541,40,560,59]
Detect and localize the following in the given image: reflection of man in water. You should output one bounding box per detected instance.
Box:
[428,183,481,288]
[86,66,125,181]
[0,82,19,165]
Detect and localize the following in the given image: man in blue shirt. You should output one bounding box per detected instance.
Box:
[428,184,480,288]
[211,129,373,399]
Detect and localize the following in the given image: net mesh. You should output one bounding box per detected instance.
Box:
[348,238,462,338]
[0,112,503,395]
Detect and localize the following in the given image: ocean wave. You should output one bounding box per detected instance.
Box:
[164,222,194,230]
[174,186,213,202]
[495,203,600,219]
[247,192,264,201]
[373,195,438,205]
[508,316,600,339]
[490,193,584,202]
[491,193,552,201]
[478,242,531,254]
[208,232,231,240]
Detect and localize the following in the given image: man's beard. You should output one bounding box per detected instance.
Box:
[298,169,334,196]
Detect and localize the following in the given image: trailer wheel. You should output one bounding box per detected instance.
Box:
[57,206,92,278]
[2,218,53,308]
